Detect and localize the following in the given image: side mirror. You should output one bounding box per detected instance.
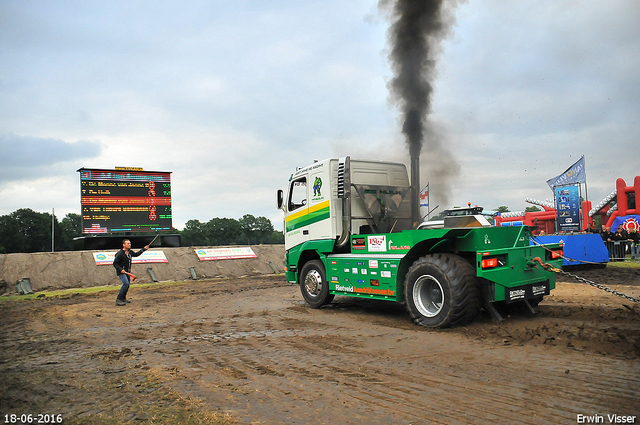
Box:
[277,189,284,210]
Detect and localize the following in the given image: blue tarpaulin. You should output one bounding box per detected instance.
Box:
[532,233,609,266]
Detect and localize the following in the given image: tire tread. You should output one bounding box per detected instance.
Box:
[405,253,481,328]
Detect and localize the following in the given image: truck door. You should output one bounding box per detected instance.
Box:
[285,175,309,250]
[308,169,332,240]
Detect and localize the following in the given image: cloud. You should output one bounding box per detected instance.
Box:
[0,1,638,231]
[0,134,101,181]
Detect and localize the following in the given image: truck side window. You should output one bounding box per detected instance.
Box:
[288,177,307,211]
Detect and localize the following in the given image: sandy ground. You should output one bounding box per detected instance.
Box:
[1,266,639,425]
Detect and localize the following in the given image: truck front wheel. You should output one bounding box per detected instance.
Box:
[404,254,481,328]
[299,260,334,308]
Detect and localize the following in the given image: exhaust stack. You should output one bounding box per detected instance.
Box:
[411,156,420,228]
[336,156,351,248]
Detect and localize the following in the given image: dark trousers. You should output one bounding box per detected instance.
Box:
[117,274,130,301]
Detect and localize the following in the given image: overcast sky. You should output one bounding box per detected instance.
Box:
[1,0,638,231]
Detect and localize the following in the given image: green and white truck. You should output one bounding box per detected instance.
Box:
[276,156,563,328]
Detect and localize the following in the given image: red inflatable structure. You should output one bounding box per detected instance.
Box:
[494,203,557,235]
[495,176,640,234]
[593,176,640,232]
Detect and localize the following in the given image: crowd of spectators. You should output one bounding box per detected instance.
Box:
[600,224,638,242]
[598,224,639,260]
[550,222,639,260]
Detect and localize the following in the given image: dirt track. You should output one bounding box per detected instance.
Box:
[1,266,639,424]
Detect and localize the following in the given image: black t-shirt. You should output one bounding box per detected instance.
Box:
[112,248,145,276]
[614,229,630,241]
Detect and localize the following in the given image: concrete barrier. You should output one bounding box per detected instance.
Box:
[0,245,285,294]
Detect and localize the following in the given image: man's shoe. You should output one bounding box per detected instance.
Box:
[115,299,127,306]
[125,300,131,303]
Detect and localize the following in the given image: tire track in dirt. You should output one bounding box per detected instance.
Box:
[2,273,639,424]
[133,291,639,424]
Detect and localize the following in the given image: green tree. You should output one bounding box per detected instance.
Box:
[253,216,275,244]
[0,208,52,253]
[525,206,542,213]
[0,214,21,253]
[239,214,276,244]
[267,229,284,244]
[57,213,82,251]
[493,206,510,213]
[180,219,206,246]
[239,214,258,244]
[205,217,242,246]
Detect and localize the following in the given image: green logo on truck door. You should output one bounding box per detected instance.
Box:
[313,177,322,197]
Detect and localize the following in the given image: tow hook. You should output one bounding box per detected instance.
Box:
[531,257,561,273]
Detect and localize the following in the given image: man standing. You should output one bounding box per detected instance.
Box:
[113,239,149,306]
[601,225,613,242]
[601,225,614,260]
[613,224,630,241]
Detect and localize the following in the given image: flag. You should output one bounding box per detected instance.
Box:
[546,156,586,190]
[419,184,429,207]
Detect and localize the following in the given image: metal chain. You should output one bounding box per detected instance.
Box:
[555,268,640,304]
[530,237,640,304]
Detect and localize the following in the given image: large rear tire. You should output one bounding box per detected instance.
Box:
[404,253,481,328]
[299,260,334,308]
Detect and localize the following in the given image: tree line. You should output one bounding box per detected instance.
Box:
[0,208,81,253]
[180,215,283,247]
[0,208,283,254]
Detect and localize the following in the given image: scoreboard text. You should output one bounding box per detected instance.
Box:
[78,168,172,234]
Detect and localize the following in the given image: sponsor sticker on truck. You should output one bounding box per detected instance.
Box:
[368,235,387,252]
[505,283,550,303]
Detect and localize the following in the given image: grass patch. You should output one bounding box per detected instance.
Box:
[0,277,240,304]
[608,261,640,269]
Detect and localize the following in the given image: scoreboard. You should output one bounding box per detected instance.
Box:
[78,167,172,234]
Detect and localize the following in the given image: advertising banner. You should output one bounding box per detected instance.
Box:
[555,185,580,232]
[93,250,168,266]
[194,247,257,261]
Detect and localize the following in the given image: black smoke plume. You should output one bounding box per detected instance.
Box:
[381,0,461,208]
